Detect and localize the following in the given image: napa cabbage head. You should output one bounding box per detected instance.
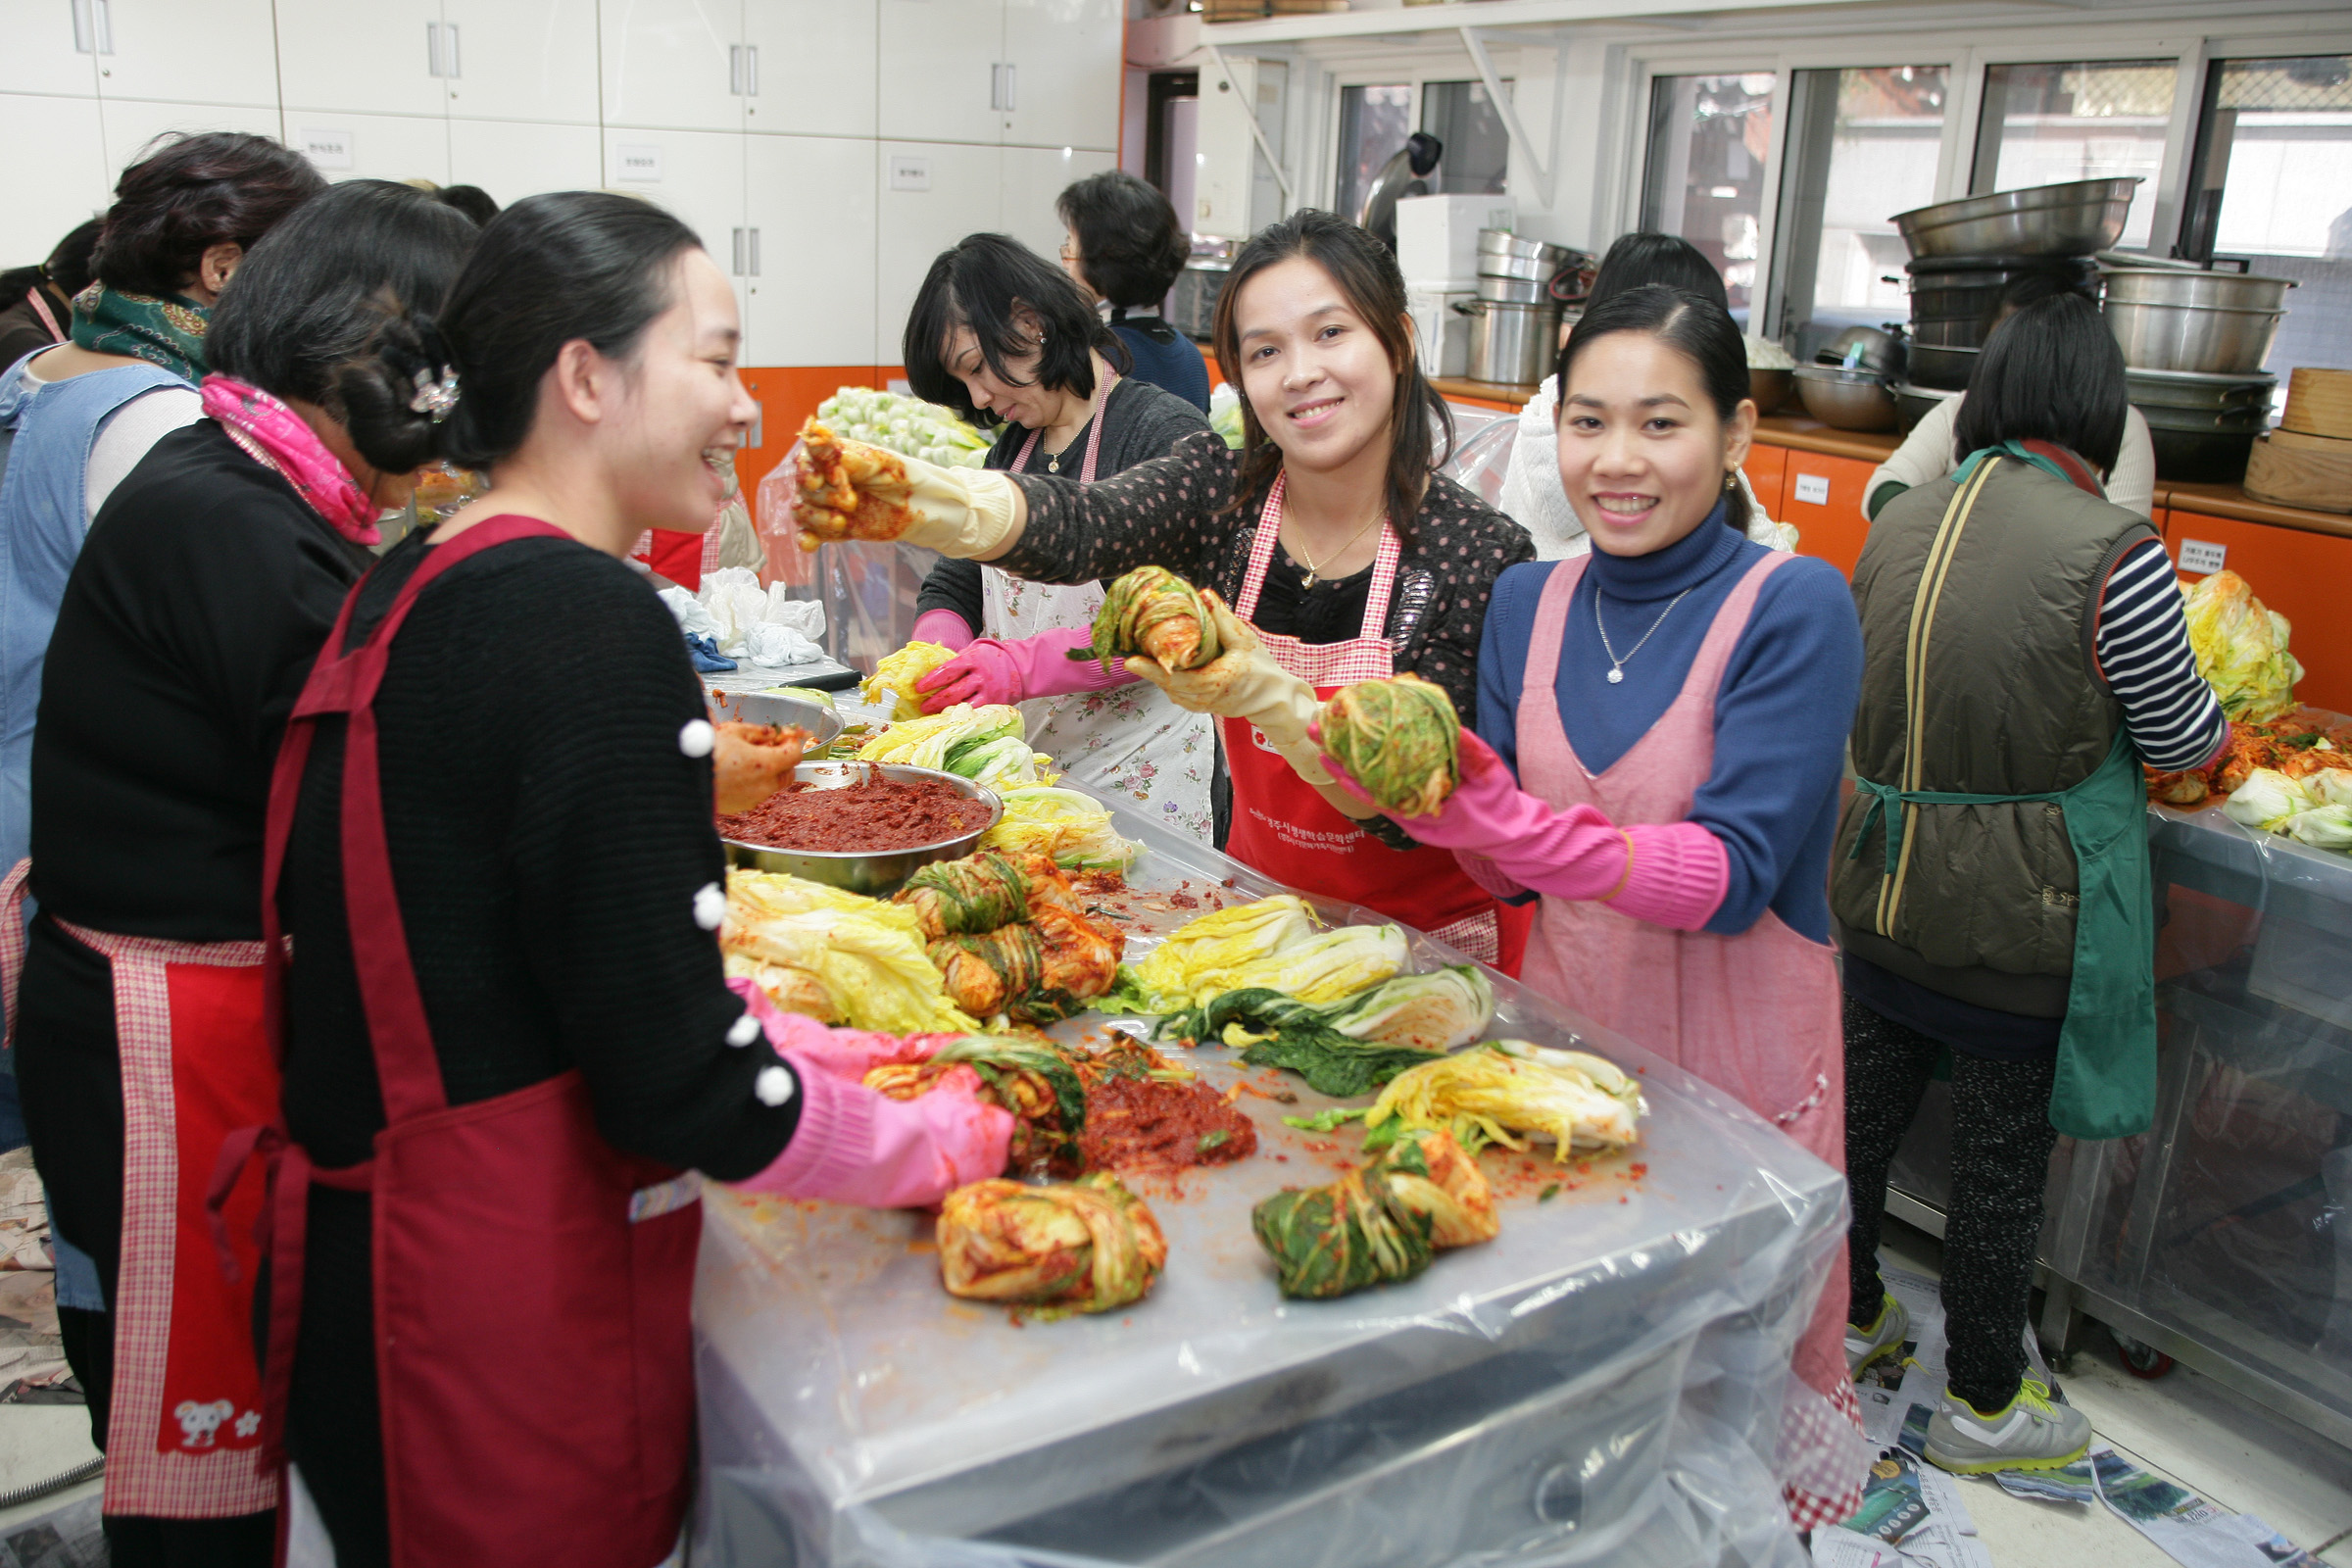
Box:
[2223,767,2313,833]
[982,785,1134,870]
[858,704,1023,769]
[861,641,958,720]
[1322,965,1494,1052]
[1124,896,1321,1011]
[2180,572,2303,722]
[2287,804,2352,853]
[1222,923,1407,1007]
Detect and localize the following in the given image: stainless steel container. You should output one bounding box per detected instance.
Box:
[1458,299,1561,387]
[1907,342,1979,392]
[1815,324,1905,378]
[705,690,845,753]
[1892,177,2141,259]
[2102,268,2294,375]
[1794,367,1898,432]
[1477,229,1572,266]
[1476,250,1562,282]
[719,761,1001,896]
[1475,273,1550,305]
[1748,367,1794,416]
[2123,366,2278,414]
[1893,381,1963,436]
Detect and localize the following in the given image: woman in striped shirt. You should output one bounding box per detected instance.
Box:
[1835,293,2226,1477]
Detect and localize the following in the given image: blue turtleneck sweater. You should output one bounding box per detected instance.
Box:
[1474,508,1863,941]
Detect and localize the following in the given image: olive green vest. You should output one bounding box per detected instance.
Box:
[1832,457,2157,1016]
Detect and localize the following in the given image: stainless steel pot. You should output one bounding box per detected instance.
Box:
[1794,367,1898,432]
[1906,342,1979,392]
[2105,298,2283,375]
[2104,269,2294,314]
[1892,177,2141,259]
[1815,324,1905,377]
[1892,381,1962,436]
[2123,366,2277,413]
[1477,229,1573,265]
[1458,299,1562,387]
[1476,273,1551,305]
[1478,251,1563,282]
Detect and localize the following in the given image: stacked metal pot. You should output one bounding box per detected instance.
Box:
[2102,266,2291,481]
[1456,230,1592,387]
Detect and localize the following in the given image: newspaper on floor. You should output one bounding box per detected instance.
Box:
[2090,1447,2318,1568]
[1855,1266,1948,1449]
[1812,1442,1991,1568]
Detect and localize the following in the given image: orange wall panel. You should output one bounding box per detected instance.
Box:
[1778,452,1878,578]
[1742,442,1787,513]
[2164,510,2352,714]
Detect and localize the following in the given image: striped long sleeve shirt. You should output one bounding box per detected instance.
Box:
[2096,539,2230,773]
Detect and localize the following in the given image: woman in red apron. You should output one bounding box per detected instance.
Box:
[1320,285,1871,1532]
[261,193,1009,1568]
[792,211,1537,968]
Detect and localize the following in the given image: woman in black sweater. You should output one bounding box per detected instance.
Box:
[13,181,474,1568]
[280,192,1008,1568]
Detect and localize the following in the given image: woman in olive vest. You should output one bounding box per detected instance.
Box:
[1835,294,2227,1476]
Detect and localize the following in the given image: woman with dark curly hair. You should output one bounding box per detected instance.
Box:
[1056,170,1209,412]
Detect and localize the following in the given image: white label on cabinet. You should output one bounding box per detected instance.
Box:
[299,128,354,169]
[2178,538,2227,575]
[613,144,662,183]
[1792,472,1831,507]
[889,156,931,192]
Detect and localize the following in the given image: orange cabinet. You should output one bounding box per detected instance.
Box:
[1741,442,1788,514]
[1776,452,1880,578]
[2163,510,2352,714]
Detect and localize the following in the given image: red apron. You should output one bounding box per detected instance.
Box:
[226,514,702,1568]
[1223,474,1520,967]
[0,862,278,1520]
[1511,552,1867,1528]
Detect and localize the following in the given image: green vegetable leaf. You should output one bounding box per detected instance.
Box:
[1539,1183,1561,1203]
[1280,1107,1369,1133]
[1197,1129,1231,1153]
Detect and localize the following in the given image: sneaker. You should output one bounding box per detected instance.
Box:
[1923,1379,2091,1474]
[1847,1293,1908,1377]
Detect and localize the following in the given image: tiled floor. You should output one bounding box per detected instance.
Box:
[1872,1215,2352,1567]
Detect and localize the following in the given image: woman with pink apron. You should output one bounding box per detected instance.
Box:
[791,212,1537,966]
[1321,284,1871,1531]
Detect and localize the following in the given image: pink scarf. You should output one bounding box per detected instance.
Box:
[200,374,381,547]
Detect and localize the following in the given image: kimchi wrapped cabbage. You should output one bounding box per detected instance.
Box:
[1250,1129,1494,1298]
[1367,1040,1645,1159]
[865,1036,1087,1174]
[1319,674,1461,816]
[1073,565,1223,674]
[938,1172,1167,1315]
[896,850,1076,940]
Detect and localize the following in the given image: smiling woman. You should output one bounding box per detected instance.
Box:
[793,211,1538,968]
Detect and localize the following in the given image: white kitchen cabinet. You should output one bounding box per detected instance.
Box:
[876,0,1003,147]
[999,143,1111,259]
[279,109,449,186]
[603,125,748,343]
[440,0,601,125]
[99,101,292,190]
[1000,0,1118,152]
[95,0,280,111]
[448,118,600,205]
[744,135,875,366]
[600,0,743,135]
[874,138,1003,366]
[276,1,445,119]
[0,94,111,268]
[3,4,100,98]
[740,0,875,140]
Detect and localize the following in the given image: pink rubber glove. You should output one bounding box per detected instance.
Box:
[1314,727,1730,931]
[725,978,949,1078]
[911,609,977,653]
[913,625,1131,713]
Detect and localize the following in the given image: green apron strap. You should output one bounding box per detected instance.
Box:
[2047,729,2159,1141]
[1846,774,2066,877]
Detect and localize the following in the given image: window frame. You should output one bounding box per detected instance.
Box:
[1318,48,1513,214]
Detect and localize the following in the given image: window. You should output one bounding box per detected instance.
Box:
[1769,66,1949,347]
[1642,73,1778,317]
[1421,79,1512,196]
[1972,61,2177,249]
[2180,55,2352,383]
[1337,84,1413,225]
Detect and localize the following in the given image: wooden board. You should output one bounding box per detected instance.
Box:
[2282,368,2352,440]
[2245,432,2352,514]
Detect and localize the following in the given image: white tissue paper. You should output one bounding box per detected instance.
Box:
[658,586,726,644]
[664,567,830,667]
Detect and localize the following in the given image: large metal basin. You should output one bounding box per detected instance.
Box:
[1893,177,2141,259]
[718,761,1000,896]
[2102,267,2294,374]
[1794,367,1898,432]
[705,689,845,753]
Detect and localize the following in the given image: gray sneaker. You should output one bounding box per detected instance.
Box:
[1924,1379,2091,1474]
[1846,1293,1908,1377]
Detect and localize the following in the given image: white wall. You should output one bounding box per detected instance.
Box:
[3,0,1123,368]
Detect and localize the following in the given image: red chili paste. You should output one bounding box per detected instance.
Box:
[1079,1077,1257,1174]
[716,774,991,852]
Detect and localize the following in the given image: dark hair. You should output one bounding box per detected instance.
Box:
[90,132,326,299]
[343,191,700,473]
[207,181,475,418]
[1953,292,2127,473]
[1055,172,1189,310]
[1585,232,1728,316]
[1978,262,2099,339]
[436,184,501,226]
[1554,284,1753,534]
[902,232,1124,426]
[1210,209,1451,541]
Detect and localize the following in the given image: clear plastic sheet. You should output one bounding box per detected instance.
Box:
[691,804,1845,1567]
[753,439,945,676]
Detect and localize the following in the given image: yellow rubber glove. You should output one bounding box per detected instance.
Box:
[791,420,1019,559]
[1123,593,1379,820]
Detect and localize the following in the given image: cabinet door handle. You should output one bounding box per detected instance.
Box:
[731,229,747,277]
[443,23,460,79]
[1003,62,1015,112]
[74,0,114,54]
[744,45,759,96]
[748,228,760,278]
[729,44,743,96]
[989,62,1003,112]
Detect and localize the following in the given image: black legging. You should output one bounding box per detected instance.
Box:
[1843,995,2060,1413]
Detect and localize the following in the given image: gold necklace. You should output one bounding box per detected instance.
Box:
[1288,508,1383,590]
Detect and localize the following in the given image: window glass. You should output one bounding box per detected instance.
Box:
[1973,61,2176,249]
[2187,56,2352,383]
[1421,79,1512,196]
[1770,66,1948,348]
[1337,84,1413,225]
[1642,73,1778,318]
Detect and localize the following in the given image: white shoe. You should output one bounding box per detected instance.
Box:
[1923,1379,2091,1474]
[1846,1293,1908,1377]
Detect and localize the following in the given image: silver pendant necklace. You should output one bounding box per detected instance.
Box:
[1594,585,1691,684]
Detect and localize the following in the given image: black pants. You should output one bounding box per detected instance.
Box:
[1843,996,2060,1413]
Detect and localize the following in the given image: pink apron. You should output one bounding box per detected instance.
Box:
[1513,552,1866,1529]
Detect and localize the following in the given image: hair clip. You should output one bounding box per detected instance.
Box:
[408,364,461,423]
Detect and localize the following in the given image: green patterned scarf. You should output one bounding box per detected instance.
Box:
[69,283,209,380]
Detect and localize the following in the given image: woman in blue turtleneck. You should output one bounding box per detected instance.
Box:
[1320,283,1867,1530]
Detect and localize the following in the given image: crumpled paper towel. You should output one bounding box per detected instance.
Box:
[659,569,830,668]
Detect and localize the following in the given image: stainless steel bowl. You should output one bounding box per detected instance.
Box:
[2101,269,2294,374]
[719,761,1002,896]
[1794,367,1898,432]
[705,689,846,753]
[1478,229,1573,265]
[1892,381,1962,435]
[1475,272,1551,305]
[1748,367,1794,415]
[1815,324,1905,377]
[2123,367,2278,413]
[1906,342,1979,392]
[1892,177,2141,260]
[2103,269,2295,314]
